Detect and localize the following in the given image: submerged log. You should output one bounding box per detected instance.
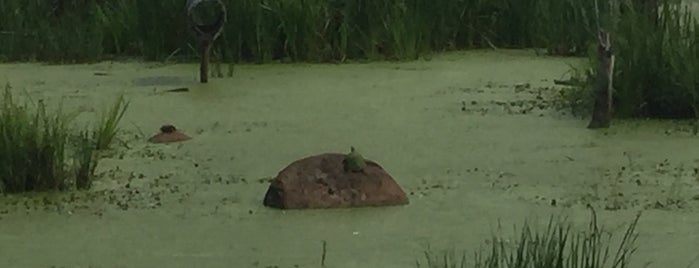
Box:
[588,30,615,129]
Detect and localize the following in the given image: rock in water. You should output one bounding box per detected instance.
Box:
[263,153,409,209]
[148,124,191,143]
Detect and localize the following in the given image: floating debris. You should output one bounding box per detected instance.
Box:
[164,87,189,93]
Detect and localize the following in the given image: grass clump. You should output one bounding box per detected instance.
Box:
[73,129,98,190]
[74,95,130,190]
[561,0,699,119]
[609,0,698,119]
[0,84,129,193]
[93,95,129,150]
[0,84,71,192]
[553,65,596,118]
[417,208,640,268]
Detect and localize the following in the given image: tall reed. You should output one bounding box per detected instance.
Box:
[0,0,599,62]
[0,84,71,192]
[417,209,641,268]
[0,84,128,193]
[565,0,699,119]
[93,95,129,150]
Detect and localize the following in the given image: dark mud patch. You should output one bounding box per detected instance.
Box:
[132,76,188,87]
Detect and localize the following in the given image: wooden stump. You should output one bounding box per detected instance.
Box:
[187,0,226,84]
[199,38,213,83]
[588,30,615,129]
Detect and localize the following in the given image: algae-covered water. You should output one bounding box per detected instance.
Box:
[1,50,699,268]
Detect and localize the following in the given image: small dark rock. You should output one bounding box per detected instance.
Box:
[148,124,191,143]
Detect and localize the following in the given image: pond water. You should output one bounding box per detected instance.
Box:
[0,49,698,268]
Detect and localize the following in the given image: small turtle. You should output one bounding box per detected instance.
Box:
[343,146,367,173]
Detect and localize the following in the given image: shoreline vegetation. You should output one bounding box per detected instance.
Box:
[1,0,697,119]
[2,0,598,63]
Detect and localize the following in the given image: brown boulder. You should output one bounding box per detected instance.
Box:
[263,153,409,209]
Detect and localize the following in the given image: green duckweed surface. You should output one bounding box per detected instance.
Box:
[1,50,698,268]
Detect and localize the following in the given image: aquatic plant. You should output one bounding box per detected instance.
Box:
[552,63,596,118]
[564,0,699,119]
[0,84,122,193]
[417,208,640,268]
[0,84,71,192]
[73,129,97,190]
[73,94,129,190]
[93,94,129,150]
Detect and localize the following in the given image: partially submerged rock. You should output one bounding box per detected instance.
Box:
[263,153,409,209]
[148,124,191,143]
